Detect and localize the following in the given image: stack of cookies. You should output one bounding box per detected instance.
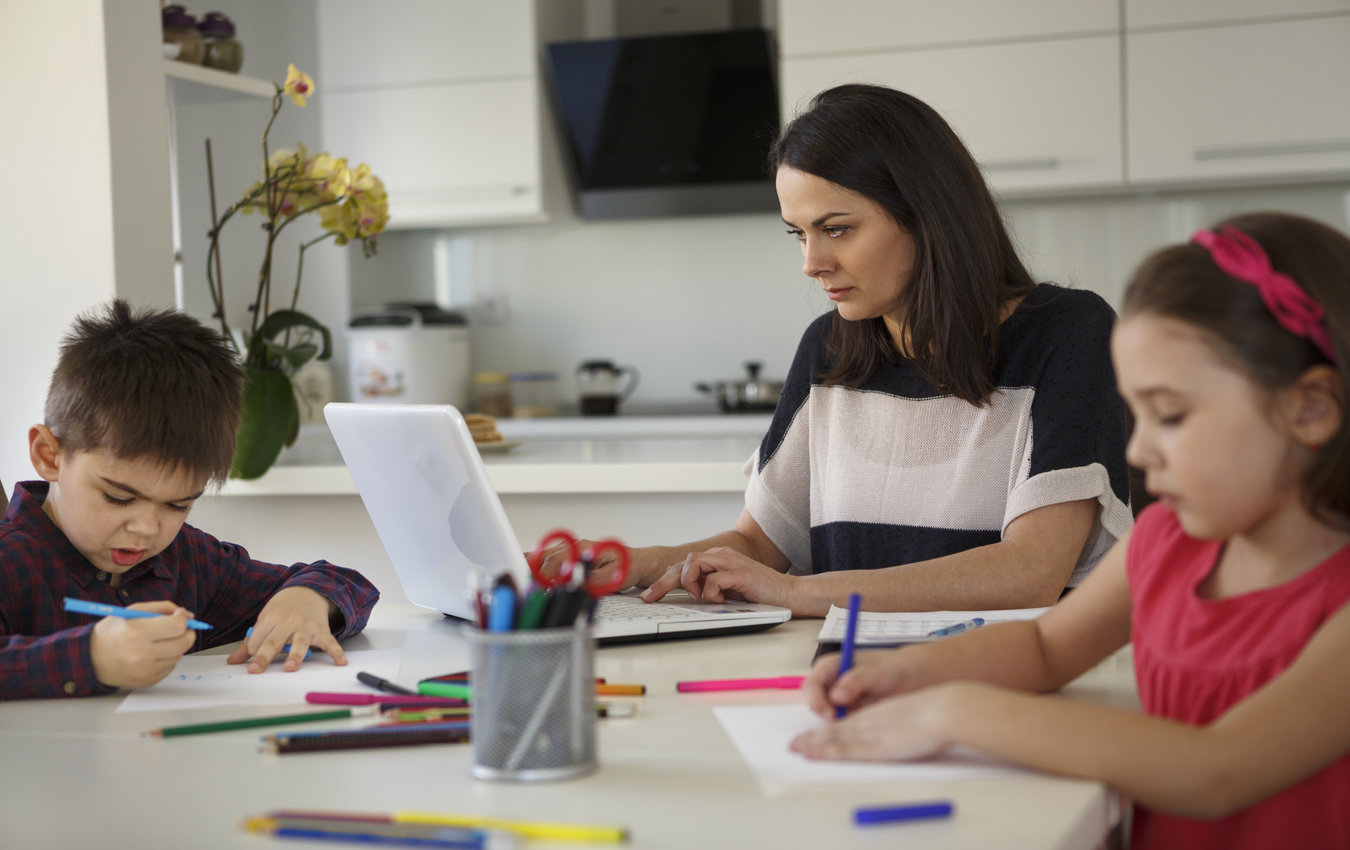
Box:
[463,413,505,445]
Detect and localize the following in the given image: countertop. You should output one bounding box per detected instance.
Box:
[214,415,772,497]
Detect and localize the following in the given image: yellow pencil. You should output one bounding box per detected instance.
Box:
[395,811,629,843]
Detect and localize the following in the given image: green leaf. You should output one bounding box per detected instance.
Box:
[257,309,332,360]
[232,365,300,480]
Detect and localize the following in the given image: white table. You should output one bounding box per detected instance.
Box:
[0,605,1136,849]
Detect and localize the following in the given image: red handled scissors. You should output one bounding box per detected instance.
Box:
[527,529,630,597]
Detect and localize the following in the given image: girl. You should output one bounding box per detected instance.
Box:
[563,84,1133,616]
[792,211,1350,848]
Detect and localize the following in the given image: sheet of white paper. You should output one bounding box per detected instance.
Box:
[816,607,1050,645]
[714,703,1026,788]
[115,649,403,712]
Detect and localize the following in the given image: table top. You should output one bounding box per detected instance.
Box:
[0,604,1137,850]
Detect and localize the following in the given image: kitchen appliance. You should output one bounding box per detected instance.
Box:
[577,359,639,415]
[543,28,780,220]
[696,361,783,413]
[347,303,469,408]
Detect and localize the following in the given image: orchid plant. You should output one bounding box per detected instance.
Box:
[205,64,389,479]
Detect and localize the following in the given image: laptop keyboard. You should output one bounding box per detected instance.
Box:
[593,594,703,621]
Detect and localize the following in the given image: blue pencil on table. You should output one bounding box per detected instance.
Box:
[63,597,212,630]
[854,800,954,826]
[834,592,862,719]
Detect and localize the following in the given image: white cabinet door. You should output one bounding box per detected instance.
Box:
[322,78,544,229]
[779,0,1118,57]
[1127,16,1350,185]
[1126,0,1350,30]
[782,36,1124,196]
[316,0,533,87]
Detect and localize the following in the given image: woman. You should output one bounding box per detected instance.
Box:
[581,84,1133,617]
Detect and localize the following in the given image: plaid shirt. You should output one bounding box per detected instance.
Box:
[1,481,379,699]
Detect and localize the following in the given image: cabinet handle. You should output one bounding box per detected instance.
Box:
[1194,139,1350,161]
[981,157,1061,172]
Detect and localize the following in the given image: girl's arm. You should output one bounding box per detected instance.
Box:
[798,599,1350,819]
[802,536,1134,715]
[643,498,1098,616]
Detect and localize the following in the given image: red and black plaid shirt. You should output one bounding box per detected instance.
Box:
[1,481,379,699]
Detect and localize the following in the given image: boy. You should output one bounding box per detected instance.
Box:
[0,300,379,699]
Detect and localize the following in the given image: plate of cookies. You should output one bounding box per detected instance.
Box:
[463,413,522,453]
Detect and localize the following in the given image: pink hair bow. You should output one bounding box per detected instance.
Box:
[1191,226,1336,363]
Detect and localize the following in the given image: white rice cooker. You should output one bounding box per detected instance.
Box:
[347,303,470,409]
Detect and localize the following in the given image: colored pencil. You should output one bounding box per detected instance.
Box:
[307,691,468,708]
[594,683,645,696]
[145,706,376,738]
[261,724,471,754]
[243,816,514,849]
[265,810,631,844]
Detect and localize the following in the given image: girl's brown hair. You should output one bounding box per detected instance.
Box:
[1122,211,1350,528]
[770,84,1037,405]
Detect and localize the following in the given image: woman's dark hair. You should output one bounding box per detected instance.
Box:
[770,84,1037,405]
[1122,211,1350,529]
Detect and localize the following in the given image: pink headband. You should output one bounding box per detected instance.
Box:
[1191,226,1337,363]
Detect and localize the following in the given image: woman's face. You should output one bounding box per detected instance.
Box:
[777,166,916,336]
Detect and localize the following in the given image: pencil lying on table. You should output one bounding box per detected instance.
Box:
[263,810,632,843]
[261,721,471,754]
[145,706,378,738]
[244,815,517,849]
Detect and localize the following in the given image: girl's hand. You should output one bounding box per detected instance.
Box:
[226,586,343,673]
[801,646,923,718]
[790,683,965,762]
[640,547,796,611]
[90,601,197,689]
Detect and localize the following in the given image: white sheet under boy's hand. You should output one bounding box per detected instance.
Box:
[114,649,402,712]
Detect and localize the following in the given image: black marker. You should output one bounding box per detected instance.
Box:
[356,671,415,696]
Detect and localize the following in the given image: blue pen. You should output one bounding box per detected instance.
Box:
[834,592,862,719]
[488,582,518,631]
[64,597,212,630]
[927,617,986,637]
[854,800,955,826]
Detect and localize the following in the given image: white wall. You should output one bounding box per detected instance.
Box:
[0,1,121,495]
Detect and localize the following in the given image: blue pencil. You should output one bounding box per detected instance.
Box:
[834,593,862,719]
[63,597,213,630]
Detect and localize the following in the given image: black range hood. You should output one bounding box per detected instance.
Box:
[544,28,781,220]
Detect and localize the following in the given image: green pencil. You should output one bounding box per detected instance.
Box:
[145,706,377,738]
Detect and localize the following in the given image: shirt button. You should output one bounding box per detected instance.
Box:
[63,681,77,695]
[120,588,131,598]
[96,571,108,581]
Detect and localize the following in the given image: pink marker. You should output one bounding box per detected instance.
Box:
[305,692,468,707]
[676,676,805,693]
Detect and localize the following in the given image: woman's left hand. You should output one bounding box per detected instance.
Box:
[639,546,796,611]
[789,683,966,762]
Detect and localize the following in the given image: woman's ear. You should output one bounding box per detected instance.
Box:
[1287,364,1344,449]
[28,425,62,482]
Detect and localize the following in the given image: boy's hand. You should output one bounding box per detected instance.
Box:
[227,586,344,673]
[89,601,197,689]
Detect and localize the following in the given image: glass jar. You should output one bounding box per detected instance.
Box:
[162,5,204,64]
[198,12,243,74]
[473,372,513,418]
[510,371,559,418]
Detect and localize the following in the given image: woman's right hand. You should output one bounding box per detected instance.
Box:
[801,647,922,719]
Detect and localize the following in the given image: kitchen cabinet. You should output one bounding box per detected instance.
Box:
[315,0,584,229]
[1125,0,1350,29]
[781,36,1124,197]
[1126,14,1350,186]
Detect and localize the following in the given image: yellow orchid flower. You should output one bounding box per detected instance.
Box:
[283,64,315,107]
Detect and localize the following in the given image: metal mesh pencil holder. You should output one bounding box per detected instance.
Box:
[466,622,597,782]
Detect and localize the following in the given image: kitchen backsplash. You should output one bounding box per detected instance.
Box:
[347,180,1350,409]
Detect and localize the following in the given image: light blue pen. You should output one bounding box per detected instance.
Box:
[63,597,213,630]
[927,617,985,637]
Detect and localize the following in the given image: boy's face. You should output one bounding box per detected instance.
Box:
[36,440,209,576]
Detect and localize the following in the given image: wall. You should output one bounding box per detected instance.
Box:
[0,1,122,495]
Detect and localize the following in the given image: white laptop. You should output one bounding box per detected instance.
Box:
[324,403,791,643]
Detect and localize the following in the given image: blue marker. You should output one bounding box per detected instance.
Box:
[246,627,312,660]
[854,800,954,826]
[927,617,985,637]
[488,581,518,632]
[64,597,212,630]
[834,592,862,719]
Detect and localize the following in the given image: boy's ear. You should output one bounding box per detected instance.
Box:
[28,425,63,482]
[1288,364,1344,449]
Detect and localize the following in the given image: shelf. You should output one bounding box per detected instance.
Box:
[163,60,274,104]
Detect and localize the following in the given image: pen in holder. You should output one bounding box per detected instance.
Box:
[466,620,597,782]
